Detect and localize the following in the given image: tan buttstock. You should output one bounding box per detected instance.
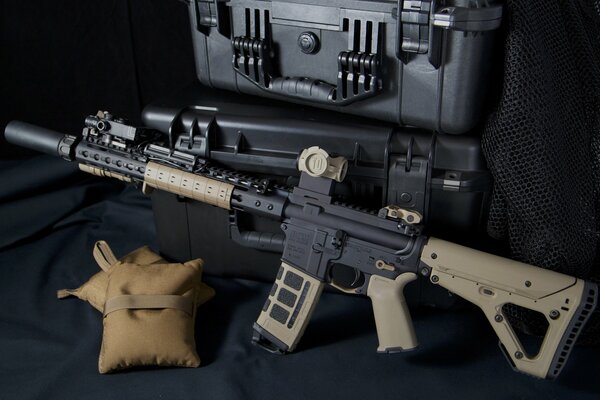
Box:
[255,263,325,352]
[367,273,419,353]
[143,161,234,210]
[422,237,597,379]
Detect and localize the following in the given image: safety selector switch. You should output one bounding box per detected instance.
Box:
[378,205,423,236]
[378,205,422,225]
[298,146,348,182]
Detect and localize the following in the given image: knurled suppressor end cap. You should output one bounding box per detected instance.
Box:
[297,146,348,182]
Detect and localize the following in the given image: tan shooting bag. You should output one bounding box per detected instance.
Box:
[58,241,214,373]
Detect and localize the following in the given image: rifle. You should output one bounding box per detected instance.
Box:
[5,112,597,379]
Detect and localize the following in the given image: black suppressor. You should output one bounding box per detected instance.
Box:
[4,121,77,160]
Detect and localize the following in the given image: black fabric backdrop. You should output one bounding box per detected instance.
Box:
[0,0,197,158]
[1,1,599,399]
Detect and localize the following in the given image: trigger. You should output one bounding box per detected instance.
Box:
[351,269,362,287]
[328,265,366,294]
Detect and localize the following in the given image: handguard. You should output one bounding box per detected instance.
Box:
[421,238,598,379]
[143,161,234,210]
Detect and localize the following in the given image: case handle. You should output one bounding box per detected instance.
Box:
[232,37,381,106]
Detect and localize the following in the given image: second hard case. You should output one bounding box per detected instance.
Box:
[143,84,491,285]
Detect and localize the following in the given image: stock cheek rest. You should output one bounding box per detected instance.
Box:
[57,241,215,373]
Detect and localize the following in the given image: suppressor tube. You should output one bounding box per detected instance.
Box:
[4,121,78,160]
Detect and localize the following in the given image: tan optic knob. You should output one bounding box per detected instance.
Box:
[298,146,348,182]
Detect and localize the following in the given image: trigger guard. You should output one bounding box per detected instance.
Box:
[329,279,361,295]
[328,268,365,295]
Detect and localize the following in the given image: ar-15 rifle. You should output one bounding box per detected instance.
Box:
[5,112,597,379]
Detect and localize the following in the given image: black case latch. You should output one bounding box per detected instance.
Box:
[387,136,430,223]
[396,0,503,68]
[195,0,230,37]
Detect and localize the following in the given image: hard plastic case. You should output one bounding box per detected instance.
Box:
[143,84,490,290]
[189,0,503,133]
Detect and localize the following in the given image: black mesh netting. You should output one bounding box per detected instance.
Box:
[482,0,600,344]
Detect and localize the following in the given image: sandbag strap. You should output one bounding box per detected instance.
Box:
[93,241,118,272]
[56,288,78,299]
[103,294,194,317]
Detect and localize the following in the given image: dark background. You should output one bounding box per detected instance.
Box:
[1,1,599,399]
[0,0,197,158]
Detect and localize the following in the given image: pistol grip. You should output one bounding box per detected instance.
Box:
[253,262,325,353]
[367,273,419,353]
